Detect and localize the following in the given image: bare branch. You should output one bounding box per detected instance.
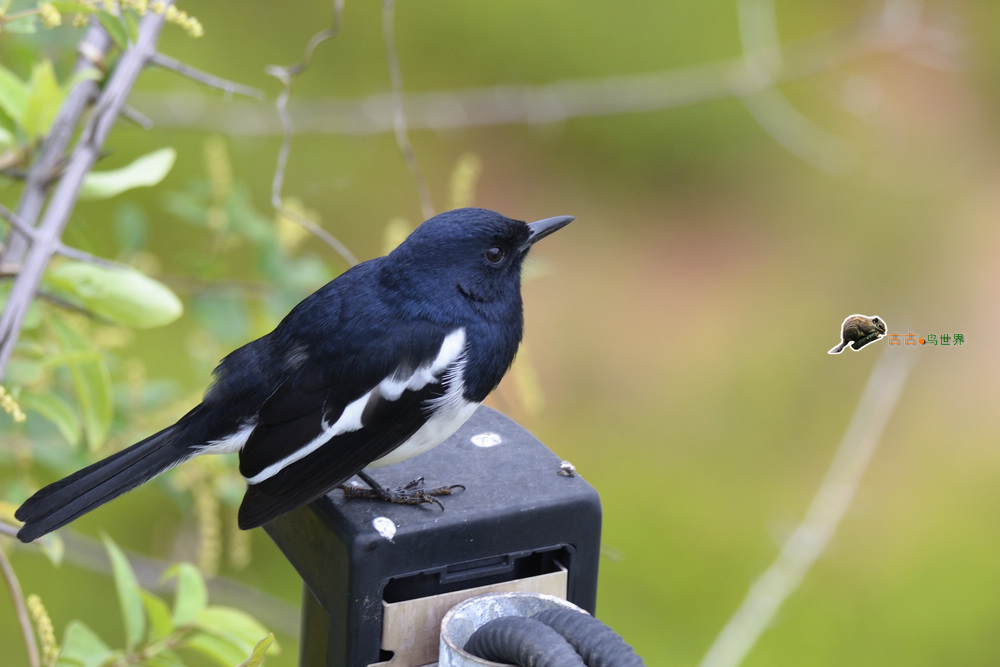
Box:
[130,6,950,137]
[54,245,126,269]
[149,52,264,100]
[737,0,851,174]
[2,21,111,264]
[698,349,918,667]
[0,537,40,667]
[266,0,358,267]
[382,0,434,220]
[3,201,125,269]
[278,205,358,267]
[0,8,172,380]
[120,104,155,130]
[0,203,31,236]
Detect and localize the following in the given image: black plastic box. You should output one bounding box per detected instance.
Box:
[264,406,602,667]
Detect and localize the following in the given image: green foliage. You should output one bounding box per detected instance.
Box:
[17,391,79,444]
[58,621,114,667]
[164,563,207,627]
[45,260,183,329]
[0,1,203,44]
[103,536,145,650]
[0,59,100,148]
[46,314,113,451]
[79,148,178,201]
[48,536,277,666]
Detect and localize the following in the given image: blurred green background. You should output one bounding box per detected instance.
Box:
[2,0,999,665]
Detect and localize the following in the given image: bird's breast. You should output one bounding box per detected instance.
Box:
[368,397,479,468]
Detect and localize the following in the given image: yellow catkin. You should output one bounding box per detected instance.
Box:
[184,17,203,38]
[26,594,59,667]
[175,463,222,576]
[39,3,62,28]
[203,135,231,203]
[194,485,221,576]
[227,507,252,570]
[510,344,546,417]
[382,217,413,255]
[202,136,232,234]
[448,152,483,210]
[275,199,314,253]
[0,386,26,423]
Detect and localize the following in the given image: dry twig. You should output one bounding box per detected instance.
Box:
[126,4,950,137]
[0,537,40,667]
[698,349,917,667]
[266,0,358,267]
[382,0,434,220]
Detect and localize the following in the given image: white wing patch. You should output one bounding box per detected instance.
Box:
[244,328,468,485]
[200,422,255,455]
[369,336,476,468]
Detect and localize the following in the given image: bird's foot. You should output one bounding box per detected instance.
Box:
[341,472,464,510]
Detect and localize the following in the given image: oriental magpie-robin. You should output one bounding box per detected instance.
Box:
[16,208,572,542]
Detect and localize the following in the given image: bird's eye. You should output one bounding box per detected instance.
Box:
[484,246,505,264]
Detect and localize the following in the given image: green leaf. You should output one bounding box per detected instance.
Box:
[195,606,278,656]
[182,631,249,667]
[141,590,175,643]
[18,391,82,446]
[144,649,187,667]
[61,66,103,98]
[237,634,274,667]
[38,532,66,568]
[49,1,99,13]
[95,11,129,50]
[47,315,112,450]
[56,620,115,667]
[0,63,28,123]
[164,562,208,627]
[102,535,146,650]
[122,7,140,42]
[80,148,177,200]
[3,502,64,564]
[22,60,62,141]
[46,261,183,329]
[2,15,38,33]
[4,357,45,385]
[0,124,14,148]
[113,202,149,253]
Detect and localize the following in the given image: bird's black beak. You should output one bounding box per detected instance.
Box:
[525,215,574,247]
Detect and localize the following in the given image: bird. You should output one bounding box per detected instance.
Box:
[15,208,573,543]
[828,314,887,354]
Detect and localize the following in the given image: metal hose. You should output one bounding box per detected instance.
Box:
[464,608,645,666]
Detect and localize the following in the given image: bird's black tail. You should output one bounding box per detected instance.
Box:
[15,425,196,542]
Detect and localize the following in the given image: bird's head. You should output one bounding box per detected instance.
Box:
[384,208,573,312]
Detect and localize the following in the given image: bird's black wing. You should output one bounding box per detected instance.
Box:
[235,324,465,528]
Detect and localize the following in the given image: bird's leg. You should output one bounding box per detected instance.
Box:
[341,470,465,509]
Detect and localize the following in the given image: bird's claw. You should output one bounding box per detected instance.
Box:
[341,476,465,510]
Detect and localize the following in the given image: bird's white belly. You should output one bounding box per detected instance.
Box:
[369,399,479,468]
